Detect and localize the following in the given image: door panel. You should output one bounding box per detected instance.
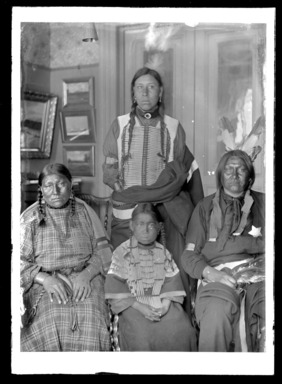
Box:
[194,26,266,196]
[118,23,196,152]
[118,24,266,196]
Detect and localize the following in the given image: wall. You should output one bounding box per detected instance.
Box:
[21,22,108,197]
[21,64,101,195]
[20,22,266,200]
[21,62,51,175]
[50,65,100,195]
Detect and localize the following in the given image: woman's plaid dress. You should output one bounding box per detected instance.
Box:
[20,199,112,351]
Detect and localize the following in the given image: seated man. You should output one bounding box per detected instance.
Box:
[181,149,265,352]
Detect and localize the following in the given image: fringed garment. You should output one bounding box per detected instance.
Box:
[103,111,204,316]
[118,116,170,188]
[20,198,112,351]
[105,237,197,351]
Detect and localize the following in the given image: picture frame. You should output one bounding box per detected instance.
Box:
[21,90,58,159]
[63,145,95,177]
[60,108,96,143]
[62,77,94,107]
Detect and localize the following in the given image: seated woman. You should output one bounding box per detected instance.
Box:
[20,163,112,351]
[105,203,197,351]
[181,149,265,352]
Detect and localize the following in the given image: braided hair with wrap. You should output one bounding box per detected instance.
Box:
[120,67,171,186]
[37,163,76,226]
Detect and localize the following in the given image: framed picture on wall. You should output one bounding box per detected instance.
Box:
[62,77,94,107]
[60,108,96,143]
[63,145,95,177]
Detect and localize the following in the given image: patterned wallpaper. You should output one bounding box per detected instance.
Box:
[21,22,100,68]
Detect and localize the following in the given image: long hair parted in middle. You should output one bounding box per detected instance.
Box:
[130,66,165,111]
[121,67,170,184]
[215,149,255,190]
[131,203,167,249]
[131,202,162,223]
[37,163,75,225]
[130,202,175,270]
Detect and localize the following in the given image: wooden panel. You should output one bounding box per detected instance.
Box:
[118,23,196,151]
[194,27,266,196]
[194,31,213,196]
[118,24,266,197]
[96,24,119,196]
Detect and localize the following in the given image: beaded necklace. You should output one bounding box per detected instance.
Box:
[135,106,160,127]
[120,106,170,186]
[127,237,166,308]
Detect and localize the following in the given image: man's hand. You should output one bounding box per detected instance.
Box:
[202,266,237,289]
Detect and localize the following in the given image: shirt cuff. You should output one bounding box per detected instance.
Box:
[193,260,209,280]
[108,297,136,314]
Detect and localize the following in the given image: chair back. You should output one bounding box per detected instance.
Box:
[76,193,112,236]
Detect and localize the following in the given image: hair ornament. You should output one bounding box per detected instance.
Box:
[217,115,265,162]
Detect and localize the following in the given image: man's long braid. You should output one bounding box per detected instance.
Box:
[120,102,136,186]
[158,103,170,163]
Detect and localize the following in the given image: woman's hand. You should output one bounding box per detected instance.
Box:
[132,301,161,322]
[43,276,69,304]
[202,266,237,289]
[72,270,92,302]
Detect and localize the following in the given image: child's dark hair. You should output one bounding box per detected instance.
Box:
[131,203,172,268]
[131,202,162,224]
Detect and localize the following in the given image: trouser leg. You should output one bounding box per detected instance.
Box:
[195,284,240,352]
[245,281,265,352]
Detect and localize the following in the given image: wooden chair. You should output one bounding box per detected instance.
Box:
[76,193,120,350]
[189,278,265,352]
[76,193,112,237]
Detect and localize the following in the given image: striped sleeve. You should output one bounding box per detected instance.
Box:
[181,200,209,279]
[77,198,113,275]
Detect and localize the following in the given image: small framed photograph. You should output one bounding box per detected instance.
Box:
[62,77,94,107]
[60,108,96,143]
[63,145,95,177]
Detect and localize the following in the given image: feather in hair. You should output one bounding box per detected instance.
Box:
[217,115,265,162]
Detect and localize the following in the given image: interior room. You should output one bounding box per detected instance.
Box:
[12,6,275,375]
[20,21,267,212]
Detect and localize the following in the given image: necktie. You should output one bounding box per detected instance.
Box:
[217,197,241,251]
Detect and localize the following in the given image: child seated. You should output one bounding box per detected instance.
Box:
[105,203,197,351]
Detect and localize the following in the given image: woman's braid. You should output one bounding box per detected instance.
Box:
[70,188,76,217]
[37,187,46,226]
